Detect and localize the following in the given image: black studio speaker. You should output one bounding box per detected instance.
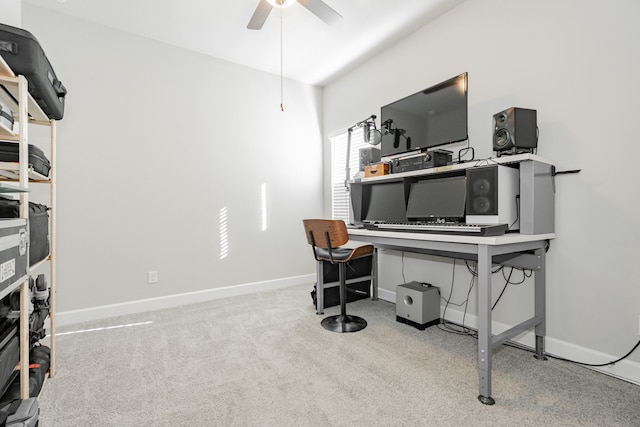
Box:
[467,167,498,216]
[466,165,520,230]
[493,107,538,155]
[359,147,381,171]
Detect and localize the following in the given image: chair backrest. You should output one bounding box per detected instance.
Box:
[302,219,349,249]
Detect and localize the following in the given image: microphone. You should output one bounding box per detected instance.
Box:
[363,122,371,143]
[364,122,382,145]
[364,123,381,145]
[393,129,407,149]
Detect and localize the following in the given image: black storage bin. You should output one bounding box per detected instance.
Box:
[311,256,372,309]
[0,199,49,265]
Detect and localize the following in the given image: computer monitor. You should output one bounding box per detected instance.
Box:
[406,175,467,221]
[362,181,407,223]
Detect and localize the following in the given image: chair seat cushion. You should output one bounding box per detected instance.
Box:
[315,245,374,263]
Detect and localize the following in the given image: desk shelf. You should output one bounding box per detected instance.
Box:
[355,153,555,183]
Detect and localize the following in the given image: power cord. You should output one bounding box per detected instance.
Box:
[545,340,640,367]
[435,258,640,368]
[456,146,475,163]
[501,338,640,368]
[509,195,520,230]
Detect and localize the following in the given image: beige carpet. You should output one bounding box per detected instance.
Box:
[39,284,640,426]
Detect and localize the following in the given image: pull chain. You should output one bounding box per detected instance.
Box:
[280,9,284,112]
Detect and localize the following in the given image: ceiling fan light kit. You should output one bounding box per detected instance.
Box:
[266,0,296,8]
[247,0,342,30]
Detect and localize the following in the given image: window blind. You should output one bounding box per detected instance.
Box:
[331,129,368,221]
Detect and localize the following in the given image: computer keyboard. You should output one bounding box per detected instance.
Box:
[363,221,509,236]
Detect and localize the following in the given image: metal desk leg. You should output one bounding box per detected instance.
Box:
[372,248,379,301]
[477,245,495,405]
[316,260,324,315]
[534,246,547,360]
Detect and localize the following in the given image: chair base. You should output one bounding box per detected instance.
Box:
[321,314,367,333]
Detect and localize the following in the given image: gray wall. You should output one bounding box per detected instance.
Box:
[323,0,640,380]
[22,5,323,313]
[0,0,21,26]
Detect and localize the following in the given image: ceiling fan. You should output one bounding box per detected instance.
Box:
[247,0,342,30]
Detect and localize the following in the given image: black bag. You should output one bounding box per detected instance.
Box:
[0,142,50,178]
[27,346,50,395]
[0,346,50,405]
[0,199,49,265]
[0,398,39,427]
[0,23,67,120]
[0,337,18,399]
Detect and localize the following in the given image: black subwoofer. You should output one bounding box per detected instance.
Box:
[493,107,538,155]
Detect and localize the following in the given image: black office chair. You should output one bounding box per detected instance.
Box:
[302,219,372,333]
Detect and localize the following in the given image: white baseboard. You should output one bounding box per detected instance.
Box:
[56,274,315,327]
[378,287,396,303]
[379,290,640,386]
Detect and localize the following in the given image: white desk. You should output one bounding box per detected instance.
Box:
[348,228,555,405]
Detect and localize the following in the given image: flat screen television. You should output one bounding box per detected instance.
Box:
[380,72,468,158]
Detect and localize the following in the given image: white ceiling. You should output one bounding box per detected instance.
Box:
[23,0,465,86]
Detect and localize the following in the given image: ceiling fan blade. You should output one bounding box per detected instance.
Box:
[247,0,273,30]
[298,0,342,26]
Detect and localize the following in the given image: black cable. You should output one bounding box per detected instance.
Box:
[509,195,520,229]
[544,339,640,367]
[492,267,513,310]
[438,259,457,331]
[460,269,477,336]
[437,259,478,336]
[437,323,640,369]
[465,260,503,276]
[457,146,475,163]
[407,243,639,369]
[439,259,471,335]
[501,266,531,285]
[456,260,638,367]
[470,157,501,168]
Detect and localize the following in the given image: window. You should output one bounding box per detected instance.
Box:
[330,129,368,221]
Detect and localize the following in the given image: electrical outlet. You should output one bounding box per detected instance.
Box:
[147,271,158,284]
